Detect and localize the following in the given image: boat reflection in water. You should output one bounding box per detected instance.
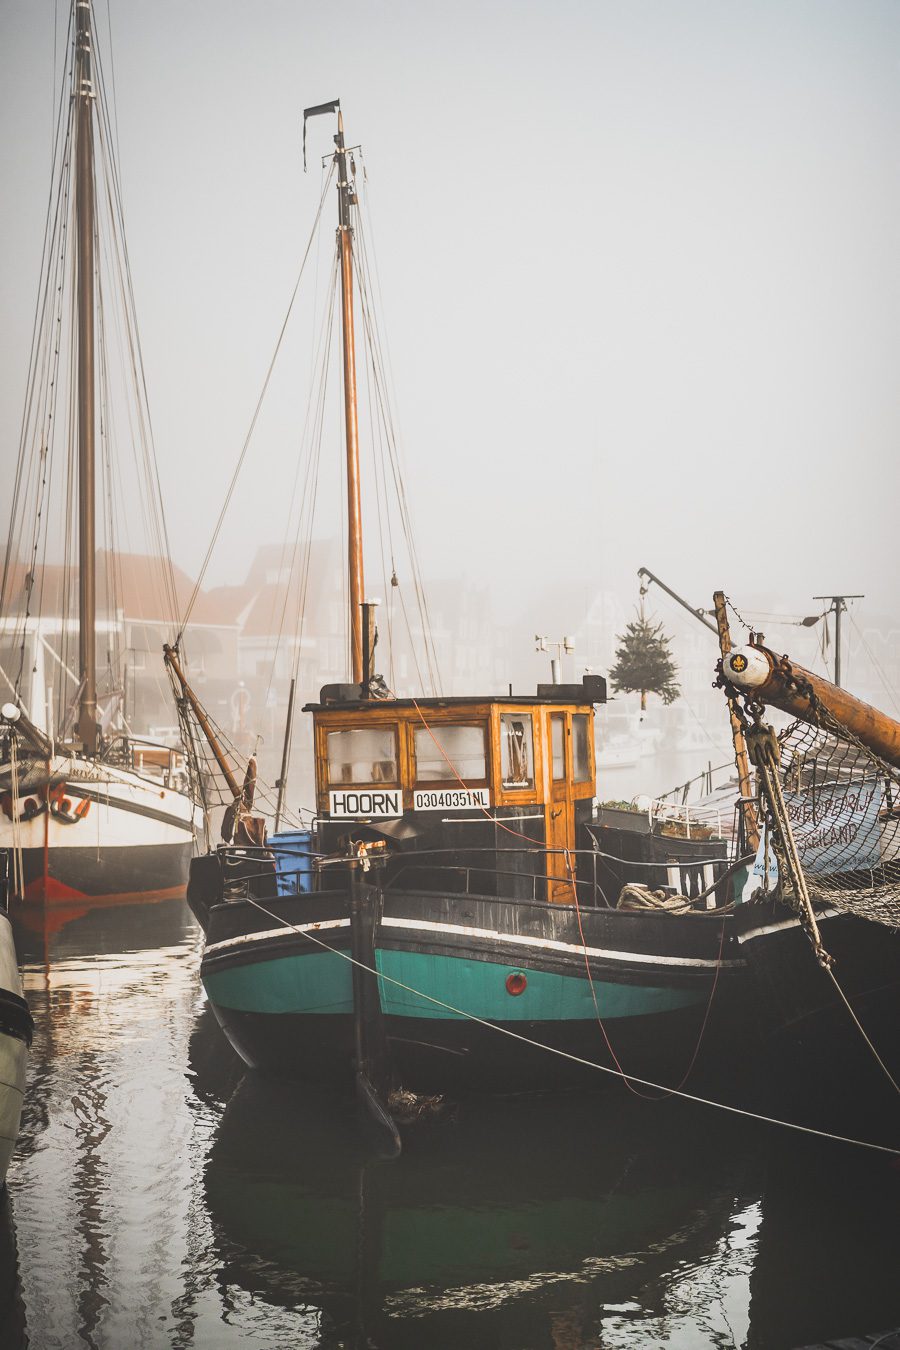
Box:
[6,896,204,1350]
[199,1053,761,1348]
[201,1059,900,1350]
[9,893,198,968]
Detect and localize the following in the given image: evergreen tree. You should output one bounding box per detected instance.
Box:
[609,614,680,712]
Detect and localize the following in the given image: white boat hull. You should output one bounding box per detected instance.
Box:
[0,754,199,903]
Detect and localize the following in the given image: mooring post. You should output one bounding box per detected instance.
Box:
[349,858,400,1156]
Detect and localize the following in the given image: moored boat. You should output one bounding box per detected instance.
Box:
[0,0,200,905]
[174,103,749,1132]
[187,678,745,1097]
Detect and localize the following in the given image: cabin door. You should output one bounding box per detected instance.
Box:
[546,712,576,903]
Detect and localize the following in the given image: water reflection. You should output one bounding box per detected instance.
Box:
[748,1132,900,1350]
[0,1188,25,1347]
[0,897,897,1349]
[202,1076,759,1347]
[9,899,206,1350]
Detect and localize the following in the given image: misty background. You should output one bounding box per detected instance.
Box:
[1,0,898,809]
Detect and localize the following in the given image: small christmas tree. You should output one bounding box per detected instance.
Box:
[609,613,680,713]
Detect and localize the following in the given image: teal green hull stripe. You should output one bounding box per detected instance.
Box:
[205,949,353,1015]
[204,946,704,1022]
[376,949,702,1021]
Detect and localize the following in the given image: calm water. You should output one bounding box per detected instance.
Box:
[2,898,899,1349]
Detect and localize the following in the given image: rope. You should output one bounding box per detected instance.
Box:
[2,1,190,739]
[259,248,339,717]
[351,192,442,693]
[9,735,25,902]
[177,163,336,639]
[568,861,728,1099]
[824,964,900,1096]
[847,611,900,718]
[234,890,900,1157]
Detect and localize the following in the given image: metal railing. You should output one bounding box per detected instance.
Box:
[215,839,740,912]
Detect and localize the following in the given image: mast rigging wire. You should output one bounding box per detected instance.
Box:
[848,611,900,717]
[259,251,340,717]
[2,3,186,736]
[177,162,337,640]
[350,198,441,693]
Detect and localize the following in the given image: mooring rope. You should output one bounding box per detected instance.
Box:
[823,964,900,1097]
[568,864,729,1102]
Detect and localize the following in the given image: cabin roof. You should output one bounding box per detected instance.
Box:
[304,681,606,714]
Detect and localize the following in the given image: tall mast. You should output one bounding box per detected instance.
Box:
[711,592,758,851]
[335,110,365,684]
[75,0,98,752]
[302,100,366,683]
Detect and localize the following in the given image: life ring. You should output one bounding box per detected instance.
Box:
[49,785,90,825]
[1,795,46,823]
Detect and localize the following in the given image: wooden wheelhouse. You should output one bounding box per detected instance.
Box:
[307,675,606,903]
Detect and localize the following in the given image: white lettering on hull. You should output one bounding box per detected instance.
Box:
[413,787,490,811]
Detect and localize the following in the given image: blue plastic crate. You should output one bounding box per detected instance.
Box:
[269,830,314,895]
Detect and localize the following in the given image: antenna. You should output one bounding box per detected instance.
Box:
[811,594,864,688]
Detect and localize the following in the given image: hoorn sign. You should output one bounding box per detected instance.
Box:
[328,789,402,818]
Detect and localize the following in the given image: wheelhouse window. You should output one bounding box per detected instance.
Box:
[414,723,486,783]
[551,714,566,780]
[326,726,398,784]
[572,714,591,782]
[500,714,534,789]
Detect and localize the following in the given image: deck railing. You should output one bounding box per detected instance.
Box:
[217,839,740,912]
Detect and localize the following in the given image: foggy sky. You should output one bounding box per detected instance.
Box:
[1,0,898,647]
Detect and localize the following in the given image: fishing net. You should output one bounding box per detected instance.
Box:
[761,704,900,929]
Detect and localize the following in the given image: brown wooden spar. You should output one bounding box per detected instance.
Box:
[335,109,365,685]
[75,0,98,753]
[301,100,368,686]
[164,644,265,844]
[712,592,758,850]
[163,645,241,799]
[721,640,900,771]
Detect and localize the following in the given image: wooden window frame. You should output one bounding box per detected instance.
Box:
[410,718,490,789]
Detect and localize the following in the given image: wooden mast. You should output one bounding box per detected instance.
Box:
[163,646,241,799]
[712,592,758,851]
[274,676,296,832]
[335,110,365,684]
[75,0,98,752]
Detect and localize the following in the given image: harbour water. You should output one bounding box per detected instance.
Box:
[3,897,899,1349]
